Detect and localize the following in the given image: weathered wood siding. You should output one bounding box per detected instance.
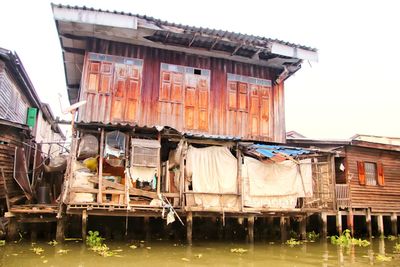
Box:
[0,125,25,199]
[346,146,400,212]
[77,39,286,142]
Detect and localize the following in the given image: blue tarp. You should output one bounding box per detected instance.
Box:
[252,144,310,159]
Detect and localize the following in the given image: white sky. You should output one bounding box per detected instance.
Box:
[1,0,399,139]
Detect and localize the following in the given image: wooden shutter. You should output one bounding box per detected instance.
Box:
[171,73,183,102]
[111,64,127,121]
[198,78,209,131]
[160,71,171,101]
[357,161,366,185]
[228,81,237,110]
[260,86,270,136]
[377,162,385,186]
[238,82,248,111]
[249,85,260,135]
[185,87,196,129]
[124,65,141,121]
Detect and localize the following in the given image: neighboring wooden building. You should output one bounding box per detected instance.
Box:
[0,47,65,204]
[288,134,400,236]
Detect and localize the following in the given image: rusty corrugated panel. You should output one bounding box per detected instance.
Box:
[14,147,32,200]
[78,41,283,142]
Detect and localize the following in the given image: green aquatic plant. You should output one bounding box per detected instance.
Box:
[376,254,392,262]
[31,247,44,255]
[394,243,400,253]
[86,231,104,247]
[306,231,320,242]
[0,240,5,246]
[230,248,248,253]
[388,235,398,241]
[330,229,370,247]
[48,240,58,246]
[285,238,302,247]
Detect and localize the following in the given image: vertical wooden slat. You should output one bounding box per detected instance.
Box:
[97,128,104,203]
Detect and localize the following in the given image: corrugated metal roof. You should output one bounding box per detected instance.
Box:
[250,144,310,159]
[53,4,316,52]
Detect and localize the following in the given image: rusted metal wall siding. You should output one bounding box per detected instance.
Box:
[0,126,25,199]
[347,146,400,212]
[81,39,284,142]
[0,68,29,125]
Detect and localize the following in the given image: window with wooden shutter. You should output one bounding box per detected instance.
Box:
[249,85,260,135]
[377,162,385,186]
[171,73,183,102]
[228,81,237,110]
[260,86,270,136]
[357,161,366,185]
[160,71,171,101]
[238,83,248,111]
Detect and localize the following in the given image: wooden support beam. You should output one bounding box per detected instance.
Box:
[391,213,398,236]
[366,209,372,238]
[97,128,105,203]
[56,217,65,242]
[299,215,307,240]
[336,211,342,235]
[186,212,193,245]
[156,133,161,196]
[280,216,288,243]
[266,217,274,239]
[1,168,10,211]
[247,216,255,243]
[320,212,328,239]
[377,214,384,237]
[347,209,354,236]
[82,210,88,241]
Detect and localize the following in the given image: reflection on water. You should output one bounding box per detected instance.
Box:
[1,239,399,267]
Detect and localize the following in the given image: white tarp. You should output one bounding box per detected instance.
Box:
[243,157,312,208]
[186,146,238,208]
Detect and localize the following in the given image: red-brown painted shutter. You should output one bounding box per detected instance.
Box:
[198,78,208,131]
[377,162,385,186]
[111,64,127,121]
[124,65,141,121]
[160,71,171,101]
[228,81,237,110]
[357,161,366,185]
[170,73,183,102]
[249,85,260,135]
[238,82,248,111]
[260,86,270,136]
[185,87,196,129]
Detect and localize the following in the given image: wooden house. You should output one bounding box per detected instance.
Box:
[287,134,400,237]
[0,47,65,204]
[51,4,336,243]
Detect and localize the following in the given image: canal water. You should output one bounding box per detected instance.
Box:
[1,239,399,266]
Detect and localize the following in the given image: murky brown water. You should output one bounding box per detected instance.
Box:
[1,239,399,267]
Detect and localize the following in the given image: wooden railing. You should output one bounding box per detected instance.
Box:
[335,184,350,208]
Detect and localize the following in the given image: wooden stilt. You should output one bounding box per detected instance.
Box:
[218,217,224,240]
[377,214,384,237]
[82,210,88,241]
[248,216,254,243]
[266,217,274,238]
[7,217,18,241]
[347,209,354,236]
[186,212,193,245]
[144,217,151,241]
[336,211,342,235]
[299,215,307,240]
[30,223,38,242]
[320,212,328,239]
[391,213,398,236]
[366,209,372,238]
[56,217,65,242]
[280,216,288,243]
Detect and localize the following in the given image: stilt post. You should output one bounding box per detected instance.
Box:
[299,215,307,240]
[336,211,342,235]
[248,216,255,243]
[56,217,65,242]
[144,217,151,241]
[377,214,384,237]
[280,216,288,243]
[82,210,88,241]
[366,208,372,238]
[186,212,193,245]
[320,212,328,239]
[347,209,354,236]
[391,213,398,236]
